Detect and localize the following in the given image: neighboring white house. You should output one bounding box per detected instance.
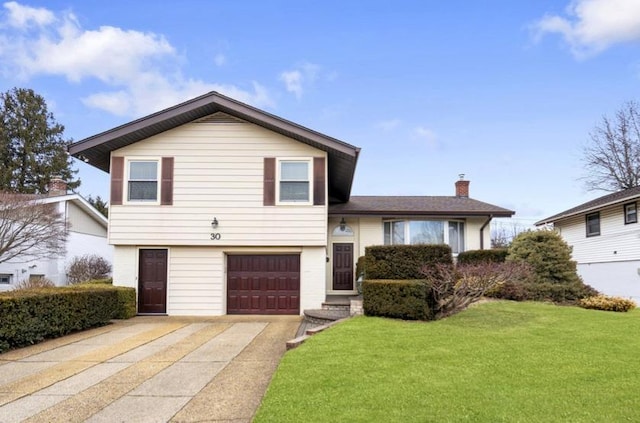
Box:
[0,182,113,291]
[69,91,513,316]
[536,186,640,302]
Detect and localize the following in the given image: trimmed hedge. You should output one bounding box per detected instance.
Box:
[0,284,136,353]
[363,280,433,320]
[364,245,452,280]
[487,280,599,304]
[457,249,508,265]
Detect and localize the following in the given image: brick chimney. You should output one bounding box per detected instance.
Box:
[48,176,67,197]
[455,174,469,198]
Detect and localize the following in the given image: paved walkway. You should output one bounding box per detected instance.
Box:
[0,315,301,423]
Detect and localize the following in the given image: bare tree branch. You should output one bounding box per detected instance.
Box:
[0,192,67,264]
[583,101,640,192]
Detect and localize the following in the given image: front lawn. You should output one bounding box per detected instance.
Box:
[255,301,640,422]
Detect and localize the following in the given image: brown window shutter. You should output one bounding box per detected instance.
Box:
[313,157,326,206]
[264,157,276,206]
[110,157,124,206]
[161,157,174,205]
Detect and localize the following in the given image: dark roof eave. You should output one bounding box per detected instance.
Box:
[329,210,514,218]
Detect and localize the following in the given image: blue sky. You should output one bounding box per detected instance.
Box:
[0,0,639,228]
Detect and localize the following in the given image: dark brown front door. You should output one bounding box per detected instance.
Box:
[138,249,168,314]
[227,255,300,315]
[333,243,354,290]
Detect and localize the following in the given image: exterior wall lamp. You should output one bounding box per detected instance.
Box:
[339,217,346,231]
[211,217,219,228]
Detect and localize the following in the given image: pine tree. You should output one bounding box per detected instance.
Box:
[86,195,108,217]
[507,229,580,285]
[0,88,79,194]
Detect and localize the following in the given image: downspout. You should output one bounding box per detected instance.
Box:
[479,215,493,250]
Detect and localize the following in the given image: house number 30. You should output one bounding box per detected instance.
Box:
[210,233,221,240]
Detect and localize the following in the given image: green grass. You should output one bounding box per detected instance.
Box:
[254,301,640,423]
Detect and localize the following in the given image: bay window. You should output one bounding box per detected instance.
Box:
[384,219,465,253]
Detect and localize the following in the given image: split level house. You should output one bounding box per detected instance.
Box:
[69,92,514,316]
[0,179,113,291]
[536,186,640,302]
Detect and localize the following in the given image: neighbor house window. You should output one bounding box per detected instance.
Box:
[279,160,310,202]
[384,220,465,253]
[586,212,600,237]
[625,202,637,224]
[128,160,158,202]
[0,274,11,284]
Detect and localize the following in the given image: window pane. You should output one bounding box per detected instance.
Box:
[410,221,443,244]
[130,161,157,180]
[281,162,308,180]
[449,222,465,254]
[280,181,309,201]
[384,222,391,245]
[129,181,158,201]
[393,221,405,244]
[586,213,600,236]
[626,204,637,224]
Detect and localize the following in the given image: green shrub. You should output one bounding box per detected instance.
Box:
[507,229,580,285]
[355,256,366,279]
[82,278,113,285]
[363,280,433,320]
[578,295,637,312]
[0,285,136,353]
[487,281,599,304]
[364,245,452,280]
[457,249,508,265]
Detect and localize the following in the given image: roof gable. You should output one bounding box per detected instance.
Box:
[535,186,640,225]
[69,91,360,202]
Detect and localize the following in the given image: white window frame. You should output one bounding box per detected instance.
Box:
[276,158,313,205]
[383,219,466,253]
[0,274,11,284]
[125,158,161,205]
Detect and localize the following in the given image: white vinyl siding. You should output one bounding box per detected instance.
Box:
[555,205,640,263]
[109,119,327,246]
[66,201,107,237]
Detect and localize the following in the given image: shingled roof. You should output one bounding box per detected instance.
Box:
[536,186,640,226]
[328,196,514,217]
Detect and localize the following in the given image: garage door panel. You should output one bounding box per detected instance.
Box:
[227,254,300,315]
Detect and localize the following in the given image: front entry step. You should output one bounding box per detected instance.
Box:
[304,308,350,325]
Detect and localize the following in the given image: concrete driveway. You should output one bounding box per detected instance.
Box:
[0,315,300,423]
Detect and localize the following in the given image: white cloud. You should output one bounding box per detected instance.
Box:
[412,126,438,148]
[279,61,323,99]
[375,119,401,131]
[0,2,274,116]
[532,0,640,58]
[279,70,303,98]
[3,1,54,28]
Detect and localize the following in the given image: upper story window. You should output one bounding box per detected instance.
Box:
[279,160,310,203]
[586,212,600,237]
[384,220,465,253]
[625,202,637,224]
[128,160,159,202]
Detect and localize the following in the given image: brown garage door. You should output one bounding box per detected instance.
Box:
[227,254,300,315]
